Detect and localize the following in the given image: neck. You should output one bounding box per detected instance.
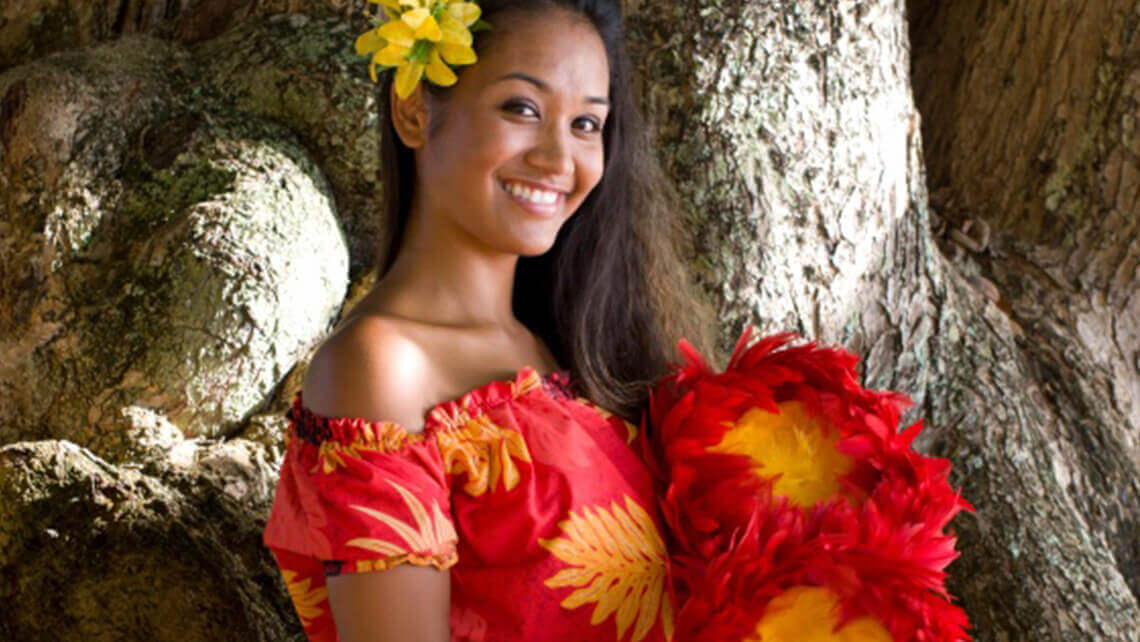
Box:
[379,200,521,331]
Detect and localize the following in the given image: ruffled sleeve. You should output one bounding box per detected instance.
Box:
[263,391,459,574]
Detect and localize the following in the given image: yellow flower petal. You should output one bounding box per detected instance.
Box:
[374,43,408,67]
[447,2,481,26]
[355,28,386,56]
[425,49,457,86]
[403,10,442,42]
[378,19,415,48]
[401,7,429,28]
[395,60,425,99]
[417,17,443,42]
[438,42,476,66]
[439,13,473,46]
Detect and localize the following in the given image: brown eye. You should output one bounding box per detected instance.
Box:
[502,99,539,118]
[574,116,602,133]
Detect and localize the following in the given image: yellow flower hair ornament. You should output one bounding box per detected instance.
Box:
[355,0,488,99]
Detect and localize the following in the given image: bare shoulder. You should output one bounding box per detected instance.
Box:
[301,316,434,432]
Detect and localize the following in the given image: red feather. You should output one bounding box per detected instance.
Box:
[641,327,974,641]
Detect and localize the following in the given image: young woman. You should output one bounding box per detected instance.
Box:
[263,1,719,640]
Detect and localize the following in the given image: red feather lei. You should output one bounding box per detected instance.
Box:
[636,327,973,641]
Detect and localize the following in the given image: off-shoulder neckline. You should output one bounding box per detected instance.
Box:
[288,365,574,443]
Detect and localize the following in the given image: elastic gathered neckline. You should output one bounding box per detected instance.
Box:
[288,365,574,448]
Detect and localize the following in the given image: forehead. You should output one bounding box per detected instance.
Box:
[464,8,610,98]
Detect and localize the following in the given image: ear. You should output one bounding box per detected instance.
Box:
[390,81,429,149]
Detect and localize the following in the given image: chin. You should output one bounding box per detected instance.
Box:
[512,219,572,258]
[516,237,559,257]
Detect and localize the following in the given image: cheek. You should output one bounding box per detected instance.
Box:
[428,116,505,180]
[464,126,530,185]
[580,147,606,192]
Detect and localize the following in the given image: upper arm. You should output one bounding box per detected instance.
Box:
[300,320,452,642]
[326,565,450,642]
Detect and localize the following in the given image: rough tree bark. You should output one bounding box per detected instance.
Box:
[907,1,1140,638]
[0,0,1135,640]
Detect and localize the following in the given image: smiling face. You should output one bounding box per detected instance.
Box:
[398,6,611,256]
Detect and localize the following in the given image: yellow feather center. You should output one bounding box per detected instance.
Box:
[710,401,853,508]
[748,586,891,642]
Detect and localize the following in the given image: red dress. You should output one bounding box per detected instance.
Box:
[263,366,675,642]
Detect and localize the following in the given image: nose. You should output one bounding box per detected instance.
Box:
[524,120,574,179]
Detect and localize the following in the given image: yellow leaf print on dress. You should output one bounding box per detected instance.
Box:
[538,495,675,642]
[346,478,458,569]
[436,414,533,496]
[281,569,328,629]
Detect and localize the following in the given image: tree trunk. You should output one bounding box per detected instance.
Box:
[907,0,1140,637]
[0,0,1136,640]
[629,0,1138,639]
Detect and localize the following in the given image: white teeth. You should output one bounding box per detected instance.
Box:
[504,181,559,205]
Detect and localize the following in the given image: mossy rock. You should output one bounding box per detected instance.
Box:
[0,439,301,641]
[0,100,348,458]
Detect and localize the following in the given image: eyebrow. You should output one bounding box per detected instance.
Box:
[494,72,610,106]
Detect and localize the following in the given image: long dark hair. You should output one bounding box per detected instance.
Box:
[375,0,721,422]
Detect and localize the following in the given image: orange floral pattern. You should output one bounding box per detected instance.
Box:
[436,413,533,496]
[429,370,545,431]
[265,366,670,641]
[346,478,459,564]
[311,421,426,474]
[539,495,674,642]
[281,569,329,629]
